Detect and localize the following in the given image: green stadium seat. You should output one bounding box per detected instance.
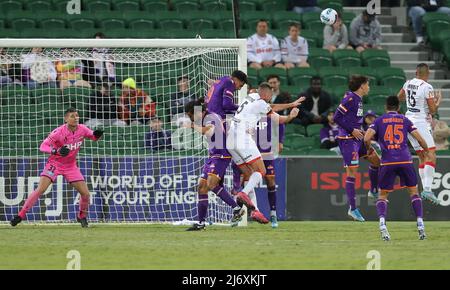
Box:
[86,0,111,12]
[284,136,317,150]
[287,67,318,88]
[0,20,4,28]
[158,19,185,29]
[332,85,348,104]
[319,66,349,88]
[341,11,356,27]
[238,1,257,11]
[187,19,215,31]
[422,12,450,26]
[261,0,287,11]
[54,0,69,12]
[276,19,301,31]
[307,148,339,156]
[217,18,237,30]
[241,11,264,29]
[100,19,127,29]
[167,29,196,38]
[10,18,37,31]
[376,67,406,91]
[0,28,22,38]
[142,0,168,12]
[113,0,141,11]
[259,67,288,86]
[272,11,302,30]
[203,0,228,12]
[68,18,96,30]
[367,85,392,101]
[435,29,450,52]
[308,48,333,69]
[302,12,324,34]
[361,49,391,68]
[197,29,234,38]
[25,0,53,12]
[174,1,200,11]
[426,21,450,50]
[39,18,66,29]
[306,124,322,137]
[332,49,361,67]
[347,66,378,84]
[0,1,23,13]
[129,19,155,30]
[269,29,285,39]
[318,0,343,13]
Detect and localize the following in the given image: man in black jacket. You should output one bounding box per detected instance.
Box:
[408,0,450,44]
[295,76,332,126]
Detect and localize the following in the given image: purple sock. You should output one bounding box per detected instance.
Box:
[411,194,423,218]
[213,185,238,208]
[346,176,357,210]
[376,199,388,218]
[369,166,379,193]
[198,195,209,223]
[232,163,242,193]
[268,187,276,211]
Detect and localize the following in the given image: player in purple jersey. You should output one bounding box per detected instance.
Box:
[364,96,428,241]
[333,75,381,222]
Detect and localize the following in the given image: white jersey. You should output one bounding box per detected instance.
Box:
[280,36,309,64]
[232,93,272,132]
[247,33,282,63]
[403,78,434,124]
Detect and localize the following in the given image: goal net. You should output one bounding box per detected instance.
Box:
[0,39,247,225]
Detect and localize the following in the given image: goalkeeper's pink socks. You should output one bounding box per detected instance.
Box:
[18,190,42,219]
[77,194,90,219]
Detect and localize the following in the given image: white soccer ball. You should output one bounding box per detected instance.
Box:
[320,8,338,25]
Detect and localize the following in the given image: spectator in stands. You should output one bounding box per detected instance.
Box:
[118,77,156,125]
[21,47,58,89]
[320,109,339,149]
[247,19,285,69]
[323,13,353,53]
[266,74,291,115]
[145,118,172,151]
[363,110,377,131]
[85,83,127,128]
[281,23,310,68]
[170,76,198,115]
[83,32,116,87]
[407,0,450,44]
[295,76,333,126]
[56,48,92,90]
[288,0,321,14]
[0,48,14,86]
[350,10,382,52]
[432,115,450,150]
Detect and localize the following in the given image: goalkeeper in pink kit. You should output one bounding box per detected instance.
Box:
[10,108,103,228]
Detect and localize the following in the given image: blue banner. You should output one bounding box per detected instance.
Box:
[0,157,287,223]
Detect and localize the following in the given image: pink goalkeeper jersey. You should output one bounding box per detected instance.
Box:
[40,124,98,167]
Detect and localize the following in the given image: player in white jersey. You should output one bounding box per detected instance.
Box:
[227,83,301,214]
[247,19,285,69]
[398,63,442,204]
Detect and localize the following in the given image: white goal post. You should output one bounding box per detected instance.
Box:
[0,38,247,225]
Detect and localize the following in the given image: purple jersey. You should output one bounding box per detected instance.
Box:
[203,112,230,157]
[369,112,417,165]
[256,117,285,154]
[205,76,238,119]
[334,91,364,138]
[320,124,339,144]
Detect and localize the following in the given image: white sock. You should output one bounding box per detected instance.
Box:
[270,210,276,217]
[419,167,425,185]
[423,164,435,192]
[417,217,424,225]
[243,172,262,196]
[379,217,386,226]
[248,189,258,210]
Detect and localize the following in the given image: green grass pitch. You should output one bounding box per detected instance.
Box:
[1,221,450,270]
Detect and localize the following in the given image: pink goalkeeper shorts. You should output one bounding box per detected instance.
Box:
[40,162,85,183]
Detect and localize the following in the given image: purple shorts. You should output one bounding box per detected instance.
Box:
[338,138,368,168]
[200,157,231,181]
[264,160,275,176]
[378,163,418,191]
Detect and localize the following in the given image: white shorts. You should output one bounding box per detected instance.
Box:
[408,122,435,152]
[227,125,262,166]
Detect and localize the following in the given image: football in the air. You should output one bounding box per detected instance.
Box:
[320,8,338,25]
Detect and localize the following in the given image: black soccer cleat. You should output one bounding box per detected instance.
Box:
[77,217,89,228]
[186,223,206,231]
[10,215,22,227]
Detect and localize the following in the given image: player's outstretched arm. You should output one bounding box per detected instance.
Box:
[364,128,376,152]
[275,108,300,124]
[270,96,306,112]
[411,130,429,151]
[397,88,406,102]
